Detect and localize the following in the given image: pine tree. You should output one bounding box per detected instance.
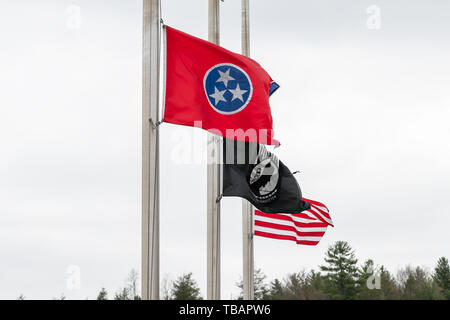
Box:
[266,279,284,300]
[171,273,202,300]
[97,288,108,300]
[433,257,450,299]
[378,266,400,300]
[305,270,327,300]
[356,259,382,300]
[320,241,358,299]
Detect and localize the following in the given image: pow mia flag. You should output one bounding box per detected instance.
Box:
[222,138,310,214]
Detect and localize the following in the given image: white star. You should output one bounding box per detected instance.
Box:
[216,68,235,88]
[229,84,248,102]
[209,87,227,106]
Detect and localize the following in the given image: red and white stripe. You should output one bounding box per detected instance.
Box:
[254,198,333,246]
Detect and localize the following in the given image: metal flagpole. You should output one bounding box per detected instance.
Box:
[207,0,221,301]
[142,0,161,300]
[241,0,255,301]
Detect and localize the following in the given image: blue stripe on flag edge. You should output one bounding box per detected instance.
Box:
[269,82,280,96]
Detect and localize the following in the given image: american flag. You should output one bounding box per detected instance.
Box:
[254,198,333,246]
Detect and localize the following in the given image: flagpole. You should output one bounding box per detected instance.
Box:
[142,0,160,300]
[241,0,255,301]
[207,0,221,301]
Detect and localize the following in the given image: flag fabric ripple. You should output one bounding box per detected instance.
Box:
[222,139,310,214]
[163,26,280,145]
[254,199,333,246]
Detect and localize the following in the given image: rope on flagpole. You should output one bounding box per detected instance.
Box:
[150,118,162,129]
[159,0,164,24]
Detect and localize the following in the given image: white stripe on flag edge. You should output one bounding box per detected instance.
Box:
[255,212,324,224]
[255,209,333,227]
[254,226,325,242]
[255,216,328,232]
[309,203,329,214]
[308,206,334,226]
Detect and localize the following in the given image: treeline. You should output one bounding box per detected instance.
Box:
[93,241,450,300]
[236,241,450,300]
[96,271,202,300]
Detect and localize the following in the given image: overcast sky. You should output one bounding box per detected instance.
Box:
[0,0,449,300]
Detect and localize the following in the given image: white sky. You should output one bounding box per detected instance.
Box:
[0,0,449,300]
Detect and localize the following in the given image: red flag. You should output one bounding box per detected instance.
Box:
[163,26,279,145]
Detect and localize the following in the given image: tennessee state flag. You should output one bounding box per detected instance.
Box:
[163,26,280,145]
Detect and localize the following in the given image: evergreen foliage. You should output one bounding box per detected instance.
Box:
[171,273,203,300]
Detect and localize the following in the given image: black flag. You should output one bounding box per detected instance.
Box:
[222,138,310,214]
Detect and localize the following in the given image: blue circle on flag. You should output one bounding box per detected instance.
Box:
[203,63,253,115]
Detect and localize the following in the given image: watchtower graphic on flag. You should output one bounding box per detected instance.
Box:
[222,138,310,214]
